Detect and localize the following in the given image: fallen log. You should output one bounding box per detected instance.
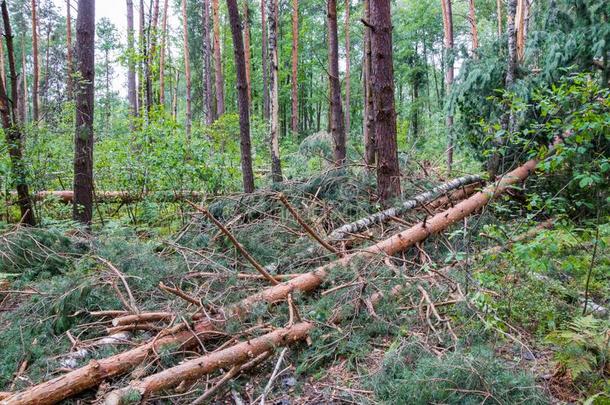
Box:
[328,174,483,241]
[2,159,539,405]
[104,322,313,405]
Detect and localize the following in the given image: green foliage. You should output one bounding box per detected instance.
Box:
[372,342,547,404]
[545,316,609,380]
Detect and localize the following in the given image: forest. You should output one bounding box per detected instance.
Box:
[0,0,608,403]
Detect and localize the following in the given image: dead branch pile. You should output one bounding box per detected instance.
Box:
[1,158,547,404]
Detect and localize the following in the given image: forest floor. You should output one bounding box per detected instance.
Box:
[0,169,608,404]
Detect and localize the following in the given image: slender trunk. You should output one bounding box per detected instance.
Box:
[261,0,269,120]
[20,35,27,123]
[31,0,39,122]
[363,0,375,168]
[344,0,350,136]
[212,0,225,116]
[172,67,179,120]
[138,0,145,117]
[497,0,503,37]
[243,0,252,109]
[146,0,159,109]
[126,0,137,123]
[203,0,213,123]
[226,0,255,193]
[73,0,95,225]
[327,0,346,165]
[66,0,73,100]
[370,0,401,203]
[268,0,282,182]
[181,0,192,140]
[0,1,35,225]
[159,0,168,105]
[468,0,479,52]
[105,49,110,129]
[441,0,454,174]
[515,0,527,61]
[290,0,298,133]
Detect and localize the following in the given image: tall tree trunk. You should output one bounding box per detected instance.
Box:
[145,0,159,109]
[468,0,479,52]
[73,0,95,225]
[105,49,110,130]
[181,0,192,140]
[66,0,73,100]
[159,0,168,106]
[226,0,255,193]
[515,0,528,62]
[327,0,346,165]
[290,0,298,133]
[370,0,401,203]
[363,0,375,168]
[202,0,213,123]
[440,0,454,174]
[0,1,35,225]
[496,0,503,37]
[212,0,225,116]
[126,0,138,123]
[344,0,350,136]
[243,0,252,109]
[261,0,269,120]
[138,0,145,117]
[20,35,27,123]
[31,0,39,122]
[268,0,282,182]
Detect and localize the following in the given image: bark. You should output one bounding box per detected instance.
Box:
[290,0,298,133]
[468,0,479,52]
[370,0,401,203]
[126,0,137,121]
[146,0,160,109]
[181,0,192,140]
[363,0,375,168]
[344,0,350,136]
[226,0,255,193]
[66,0,73,100]
[104,323,313,404]
[19,35,27,123]
[158,0,168,105]
[268,0,282,182]
[212,0,225,116]
[243,0,252,109]
[515,0,528,61]
[328,174,483,240]
[0,25,5,91]
[138,0,145,117]
[261,0,269,120]
[73,0,95,225]
[0,1,35,226]
[440,0,454,174]
[4,152,552,404]
[31,0,39,122]
[496,0,503,37]
[202,0,213,123]
[327,0,346,166]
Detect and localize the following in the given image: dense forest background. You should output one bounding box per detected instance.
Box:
[0,0,608,403]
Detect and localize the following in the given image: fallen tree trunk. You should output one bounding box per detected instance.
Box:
[104,322,313,404]
[7,190,208,204]
[2,160,537,405]
[328,174,483,240]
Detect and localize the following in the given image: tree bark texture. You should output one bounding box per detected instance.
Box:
[66,0,73,100]
[344,0,351,136]
[158,0,168,105]
[73,0,95,225]
[327,0,346,166]
[243,0,252,109]
[261,0,269,120]
[226,0,255,193]
[31,0,39,122]
[370,0,401,202]
[126,0,138,121]
[468,0,479,51]
[268,0,282,182]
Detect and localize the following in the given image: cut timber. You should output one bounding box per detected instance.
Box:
[3,159,539,405]
[328,174,483,240]
[104,322,313,404]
